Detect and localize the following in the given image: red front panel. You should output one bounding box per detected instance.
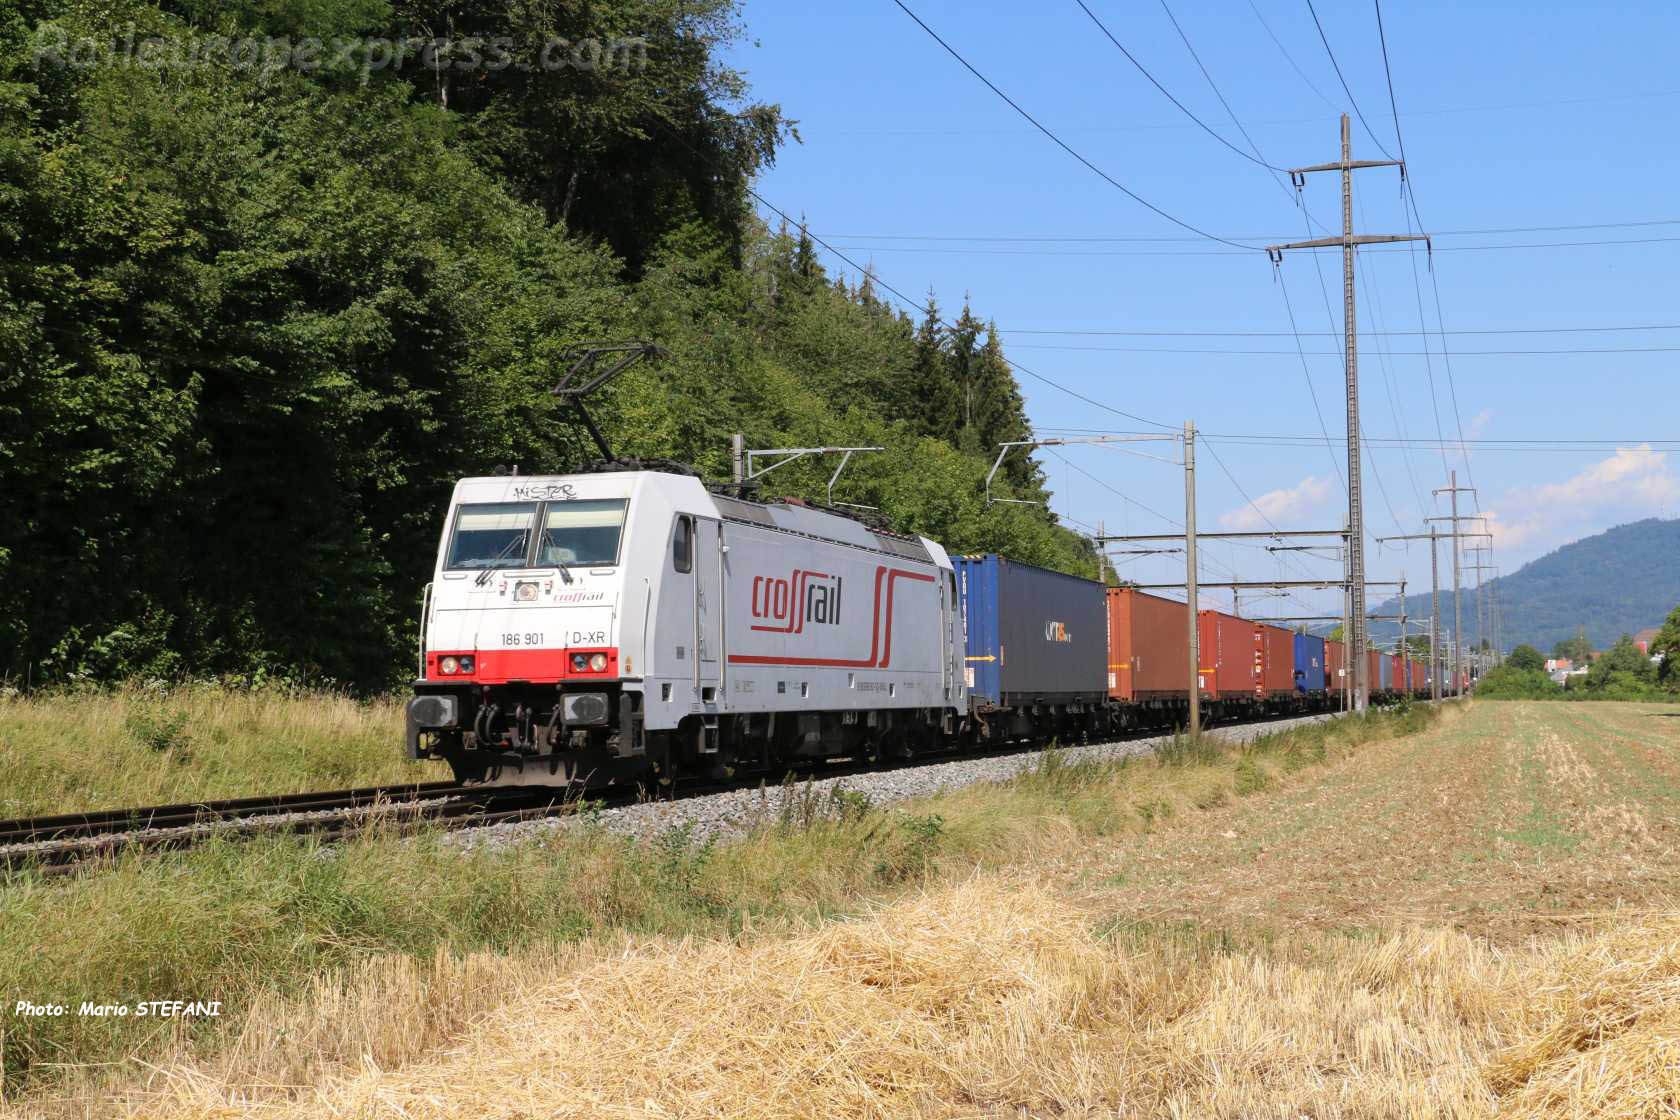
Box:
[424,647,618,685]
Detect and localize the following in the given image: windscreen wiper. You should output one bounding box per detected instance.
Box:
[540,528,574,583]
[475,533,528,586]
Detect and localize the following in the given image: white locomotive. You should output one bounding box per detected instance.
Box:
[407,469,967,786]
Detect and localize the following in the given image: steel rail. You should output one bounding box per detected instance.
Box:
[1,702,1444,877]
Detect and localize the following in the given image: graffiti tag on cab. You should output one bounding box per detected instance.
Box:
[511,483,577,501]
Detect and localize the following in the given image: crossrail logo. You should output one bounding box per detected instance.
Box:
[750,568,844,633]
[732,564,933,669]
[1044,620,1070,643]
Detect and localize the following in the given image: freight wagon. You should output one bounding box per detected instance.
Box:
[1106,587,1193,728]
[1197,609,1255,704]
[1254,624,1297,702]
[955,554,1108,741]
[1293,633,1327,694]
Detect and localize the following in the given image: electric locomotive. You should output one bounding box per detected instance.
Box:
[406,468,967,787]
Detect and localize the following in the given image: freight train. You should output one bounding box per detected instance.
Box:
[405,468,1442,788]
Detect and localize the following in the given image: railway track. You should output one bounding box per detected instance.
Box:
[0,781,576,876]
[0,705,1387,877]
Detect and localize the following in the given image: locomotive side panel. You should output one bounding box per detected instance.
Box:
[717,520,953,717]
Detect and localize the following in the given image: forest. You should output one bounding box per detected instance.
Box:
[0,0,1100,690]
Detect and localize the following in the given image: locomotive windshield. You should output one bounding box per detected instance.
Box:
[444,498,628,570]
[536,499,628,567]
[445,502,537,570]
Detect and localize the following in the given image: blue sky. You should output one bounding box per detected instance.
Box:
[722,0,1680,633]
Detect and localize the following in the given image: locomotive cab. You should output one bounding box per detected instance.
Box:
[408,471,657,785]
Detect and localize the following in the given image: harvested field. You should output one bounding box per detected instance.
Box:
[8,701,1680,1118]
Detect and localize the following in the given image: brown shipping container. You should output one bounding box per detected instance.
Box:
[1197,610,1253,698]
[1325,639,1345,688]
[1106,588,1191,701]
[1256,624,1295,697]
[1367,650,1383,692]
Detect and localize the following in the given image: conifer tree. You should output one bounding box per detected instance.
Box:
[946,301,986,449]
[909,296,959,441]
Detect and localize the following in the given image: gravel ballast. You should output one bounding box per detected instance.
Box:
[452,710,1351,853]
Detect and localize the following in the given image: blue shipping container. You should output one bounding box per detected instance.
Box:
[1292,633,1326,693]
[954,554,1108,705]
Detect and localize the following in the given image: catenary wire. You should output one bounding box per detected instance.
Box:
[744,199,1176,431]
[1274,265,1347,497]
[1246,0,1341,111]
[1302,0,1397,159]
[998,322,1680,337]
[824,234,1680,255]
[818,217,1680,242]
[1072,0,1284,171]
[889,0,1258,250]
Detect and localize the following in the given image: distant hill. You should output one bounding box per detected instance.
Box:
[1367,518,1680,653]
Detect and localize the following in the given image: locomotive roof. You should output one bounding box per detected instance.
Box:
[450,470,939,567]
[713,493,933,565]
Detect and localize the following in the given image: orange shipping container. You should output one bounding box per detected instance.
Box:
[1255,624,1295,697]
[1326,638,1345,689]
[1106,588,1191,701]
[1198,610,1254,698]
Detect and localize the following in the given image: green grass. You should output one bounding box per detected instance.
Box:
[1498,750,1584,855]
[0,700,1442,1099]
[0,683,447,817]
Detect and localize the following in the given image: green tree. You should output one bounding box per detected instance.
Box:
[0,0,1100,690]
[1507,644,1546,672]
[1578,634,1658,698]
[1553,627,1593,663]
[1652,604,1680,686]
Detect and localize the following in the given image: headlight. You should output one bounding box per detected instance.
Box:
[562,692,609,725]
[514,581,538,602]
[408,695,458,728]
[458,655,474,673]
[571,653,588,671]
[589,652,608,672]
[440,655,459,675]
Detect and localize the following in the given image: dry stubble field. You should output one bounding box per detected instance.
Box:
[14,700,1680,1119]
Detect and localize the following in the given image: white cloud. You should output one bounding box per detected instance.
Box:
[1487,445,1680,554]
[1467,409,1493,439]
[1217,474,1335,531]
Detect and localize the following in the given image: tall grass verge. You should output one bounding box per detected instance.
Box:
[0,703,1438,1103]
[0,683,445,817]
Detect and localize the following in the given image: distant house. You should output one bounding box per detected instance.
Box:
[1545,657,1573,673]
[1634,627,1661,656]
